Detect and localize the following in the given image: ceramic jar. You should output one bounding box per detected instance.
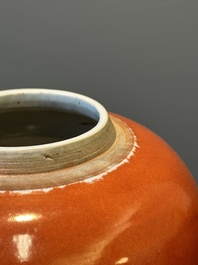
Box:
[0,89,198,265]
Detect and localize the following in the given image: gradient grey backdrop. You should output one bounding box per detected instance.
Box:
[0,1,197,183]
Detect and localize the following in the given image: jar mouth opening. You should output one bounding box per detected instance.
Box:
[0,89,136,191]
[0,88,108,151]
[0,89,116,176]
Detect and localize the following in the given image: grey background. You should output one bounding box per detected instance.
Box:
[0,1,197,183]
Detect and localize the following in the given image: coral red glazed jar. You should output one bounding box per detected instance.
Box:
[0,88,198,265]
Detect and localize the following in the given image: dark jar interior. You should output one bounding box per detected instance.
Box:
[0,107,97,147]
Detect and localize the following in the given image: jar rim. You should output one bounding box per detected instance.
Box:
[0,88,108,151]
[0,88,116,175]
[0,88,135,191]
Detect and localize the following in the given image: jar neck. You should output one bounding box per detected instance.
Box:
[0,89,116,175]
[0,89,135,191]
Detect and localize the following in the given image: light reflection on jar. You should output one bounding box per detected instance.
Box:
[13,234,33,263]
[115,257,129,264]
[8,213,42,223]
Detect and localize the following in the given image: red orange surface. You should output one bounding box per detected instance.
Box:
[0,114,198,264]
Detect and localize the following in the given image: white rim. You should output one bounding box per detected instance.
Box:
[0,88,108,151]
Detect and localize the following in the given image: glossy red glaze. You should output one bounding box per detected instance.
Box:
[0,113,198,265]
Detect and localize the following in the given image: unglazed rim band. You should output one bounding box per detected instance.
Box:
[0,89,135,191]
[0,116,135,190]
